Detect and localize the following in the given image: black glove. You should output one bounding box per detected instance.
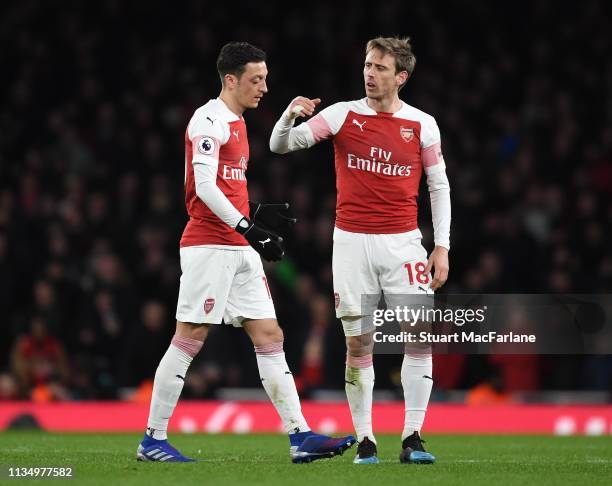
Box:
[235,217,284,262]
[249,201,297,233]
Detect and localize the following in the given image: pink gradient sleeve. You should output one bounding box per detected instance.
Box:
[306,113,333,143]
[422,142,443,168]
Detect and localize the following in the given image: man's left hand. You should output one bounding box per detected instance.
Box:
[425,246,449,291]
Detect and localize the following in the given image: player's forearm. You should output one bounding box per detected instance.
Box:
[269,114,312,154]
[427,169,451,250]
[194,163,244,228]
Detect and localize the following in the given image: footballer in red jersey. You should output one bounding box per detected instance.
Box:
[138,42,355,464]
[270,37,451,464]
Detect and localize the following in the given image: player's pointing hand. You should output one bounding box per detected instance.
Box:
[286,96,321,119]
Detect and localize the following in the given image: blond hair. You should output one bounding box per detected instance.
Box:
[366,37,416,89]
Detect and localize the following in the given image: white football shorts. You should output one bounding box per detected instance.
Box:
[332,226,433,336]
[175,246,276,326]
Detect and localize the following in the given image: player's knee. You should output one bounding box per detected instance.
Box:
[345,331,374,357]
[244,318,284,346]
[259,320,283,343]
[400,320,432,355]
[267,325,284,343]
[176,321,210,343]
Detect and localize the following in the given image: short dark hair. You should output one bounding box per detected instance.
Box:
[216,42,266,83]
[366,36,416,90]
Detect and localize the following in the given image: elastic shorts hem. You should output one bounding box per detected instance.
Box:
[225,313,277,327]
[340,318,377,337]
[335,307,373,319]
[176,313,223,325]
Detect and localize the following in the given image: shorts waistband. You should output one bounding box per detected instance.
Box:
[334,226,422,239]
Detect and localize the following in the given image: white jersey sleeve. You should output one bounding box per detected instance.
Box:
[269,101,349,154]
[187,110,244,229]
[420,116,451,250]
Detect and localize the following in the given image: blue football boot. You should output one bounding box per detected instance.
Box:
[136,434,195,462]
[353,437,380,464]
[399,431,436,464]
[290,431,356,463]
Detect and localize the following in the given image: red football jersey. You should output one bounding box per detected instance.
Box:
[180,99,250,247]
[305,99,444,234]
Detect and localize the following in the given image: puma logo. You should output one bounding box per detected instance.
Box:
[206,116,214,125]
[259,238,271,246]
[176,375,185,381]
[232,130,240,141]
[352,119,366,131]
[423,375,433,380]
[345,379,357,386]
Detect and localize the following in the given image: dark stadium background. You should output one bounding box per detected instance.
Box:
[1,0,611,405]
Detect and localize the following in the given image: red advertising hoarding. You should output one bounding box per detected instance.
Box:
[1,402,611,435]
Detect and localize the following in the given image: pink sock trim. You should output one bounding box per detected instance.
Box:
[346,354,373,368]
[171,335,203,358]
[404,352,433,361]
[254,341,284,355]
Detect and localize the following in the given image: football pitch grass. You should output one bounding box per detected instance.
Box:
[1,432,611,485]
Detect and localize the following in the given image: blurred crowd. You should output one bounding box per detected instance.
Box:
[1,0,611,402]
